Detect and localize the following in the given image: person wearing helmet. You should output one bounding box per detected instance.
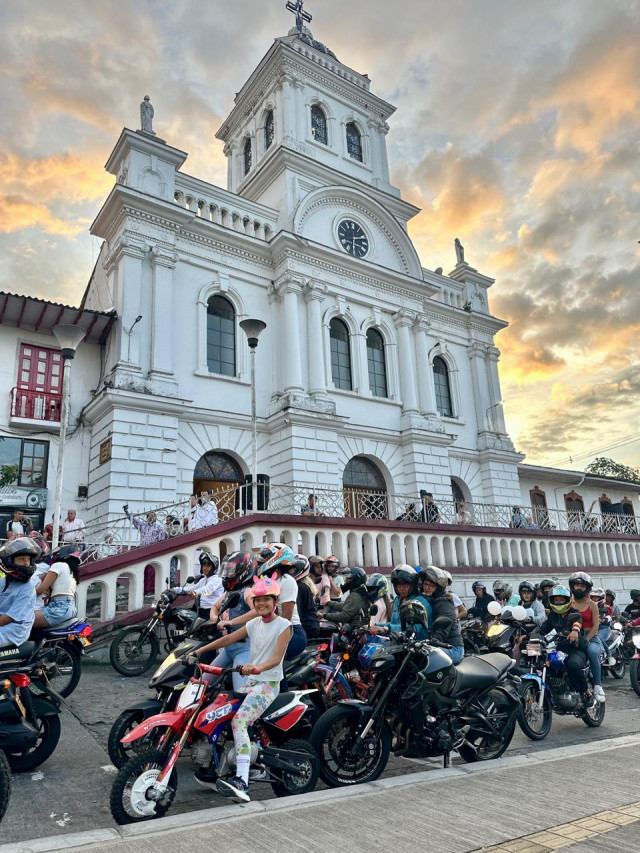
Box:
[324,567,372,629]
[259,545,307,660]
[365,574,393,625]
[538,578,557,611]
[590,587,615,665]
[291,556,319,640]
[624,590,640,621]
[605,589,621,618]
[0,538,40,648]
[569,572,605,704]
[418,566,464,663]
[32,543,80,629]
[28,533,51,613]
[442,569,467,619]
[309,555,331,607]
[467,581,495,619]
[540,584,593,704]
[370,566,431,641]
[194,574,292,803]
[172,552,222,620]
[323,556,344,601]
[493,580,519,608]
[517,580,545,626]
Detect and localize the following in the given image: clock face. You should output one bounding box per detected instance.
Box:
[338,219,369,258]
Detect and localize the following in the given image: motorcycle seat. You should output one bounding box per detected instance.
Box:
[35,618,82,636]
[450,653,514,696]
[229,690,298,718]
[0,641,36,661]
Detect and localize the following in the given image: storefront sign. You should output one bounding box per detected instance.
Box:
[99,437,112,465]
[0,486,47,509]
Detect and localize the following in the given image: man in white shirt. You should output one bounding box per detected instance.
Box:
[61,509,85,544]
[199,491,219,527]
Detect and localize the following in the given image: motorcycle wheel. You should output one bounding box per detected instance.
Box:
[518,682,552,741]
[610,653,627,680]
[32,643,81,698]
[110,628,160,677]
[108,709,160,769]
[4,712,61,772]
[630,659,640,697]
[583,695,606,727]
[458,689,517,763]
[310,705,391,788]
[109,749,177,825]
[270,739,320,797]
[0,749,10,823]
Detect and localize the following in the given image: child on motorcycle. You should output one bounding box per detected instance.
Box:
[540,584,594,706]
[192,574,292,803]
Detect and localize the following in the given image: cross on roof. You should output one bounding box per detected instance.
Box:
[286,0,312,32]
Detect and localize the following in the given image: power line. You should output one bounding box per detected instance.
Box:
[545,431,640,468]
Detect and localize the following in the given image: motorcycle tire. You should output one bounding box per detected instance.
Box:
[458,688,517,763]
[31,643,81,698]
[610,654,627,680]
[108,709,160,769]
[518,682,552,741]
[4,711,61,772]
[110,628,160,677]
[270,739,320,798]
[630,659,640,698]
[310,704,391,788]
[110,748,177,825]
[583,696,606,727]
[0,749,10,824]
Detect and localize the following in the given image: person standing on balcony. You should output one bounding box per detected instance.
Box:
[183,495,201,531]
[301,493,324,517]
[43,513,62,545]
[123,507,167,547]
[509,506,527,529]
[420,491,441,524]
[199,491,219,527]
[5,509,33,538]
[61,509,85,544]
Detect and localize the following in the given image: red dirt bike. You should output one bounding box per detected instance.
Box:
[109,663,319,823]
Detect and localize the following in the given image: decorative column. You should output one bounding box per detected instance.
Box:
[413,316,439,417]
[293,79,306,139]
[305,281,328,397]
[468,342,492,432]
[393,309,419,414]
[224,143,235,192]
[486,346,507,433]
[150,247,178,378]
[110,238,145,369]
[278,277,305,393]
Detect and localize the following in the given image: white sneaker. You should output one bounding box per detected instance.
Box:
[594,685,606,703]
[607,656,617,666]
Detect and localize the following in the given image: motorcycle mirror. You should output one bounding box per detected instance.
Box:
[185,576,196,584]
[511,605,528,622]
[487,601,502,616]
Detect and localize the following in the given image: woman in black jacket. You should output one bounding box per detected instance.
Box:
[290,557,319,639]
[467,581,495,619]
[418,566,464,664]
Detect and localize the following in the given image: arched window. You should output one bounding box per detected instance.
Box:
[207,295,235,377]
[311,105,328,145]
[346,122,363,161]
[243,138,252,175]
[343,456,387,519]
[329,318,352,390]
[366,328,388,397]
[530,486,550,529]
[433,356,453,417]
[265,110,274,150]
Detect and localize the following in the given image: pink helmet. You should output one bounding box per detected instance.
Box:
[247,573,281,601]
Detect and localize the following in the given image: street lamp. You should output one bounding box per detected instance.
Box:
[239,319,267,515]
[51,324,87,550]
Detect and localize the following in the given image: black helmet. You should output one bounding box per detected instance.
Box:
[418,565,448,595]
[390,564,418,594]
[219,551,254,591]
[51,544,82,567]
[363,572,388,602]
[341,567,367,594]
[568,572,593,599]
[289,556,310,582]
[472,580,486,594]
[399,600,429,631]
[0,537,40,582]
[518,580,536,598]
[539,578,556,592]
[630,589,640,601]
[605,589,616,600]
[493,580,513,601]
[199,552,219,573]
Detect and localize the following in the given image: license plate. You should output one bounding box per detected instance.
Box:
[79,637,91,647]
[525,644,540,656]
[487,625,506,638]
[177,680,204,709]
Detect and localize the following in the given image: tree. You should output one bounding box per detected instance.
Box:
[585,457,640,484]
[0,465,19,487]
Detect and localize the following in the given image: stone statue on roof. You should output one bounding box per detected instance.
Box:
[140,95,155,135]
[454,237,465,265]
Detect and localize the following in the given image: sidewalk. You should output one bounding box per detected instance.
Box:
[4,732,640,853]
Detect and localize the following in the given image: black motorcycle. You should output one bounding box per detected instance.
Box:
[310,616,520,787]
[109,589,199,676]
[28,619,93,698]
[0,642,62,773]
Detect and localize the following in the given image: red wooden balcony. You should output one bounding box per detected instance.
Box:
[10,386,62,430]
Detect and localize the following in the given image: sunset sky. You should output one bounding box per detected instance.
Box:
[1,0,638,471]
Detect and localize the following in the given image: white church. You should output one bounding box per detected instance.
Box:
[0,5,637,545]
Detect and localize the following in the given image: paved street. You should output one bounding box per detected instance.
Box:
[1,656,640,849]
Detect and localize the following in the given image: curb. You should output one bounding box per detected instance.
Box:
[4,731,640,853]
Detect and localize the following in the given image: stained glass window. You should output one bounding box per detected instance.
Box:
[194,451,242,482]
[346,122,363,161]
[207,296,235,377]
[311,105,328,145]
[433,356,453,417]
[343,456,385,489]
[265,110,274,150]
[329,318,352,390]
[366,329,388,397]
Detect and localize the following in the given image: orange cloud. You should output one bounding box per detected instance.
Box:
[0,196,86,238]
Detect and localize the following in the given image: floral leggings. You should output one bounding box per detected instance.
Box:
[231,678,279,758]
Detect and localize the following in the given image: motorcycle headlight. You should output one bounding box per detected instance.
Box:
[632,634,640,649]
[613,622,623,631]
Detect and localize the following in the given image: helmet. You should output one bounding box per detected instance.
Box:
[324,555,340,576]
[518,580,536,598]
[363,572,388,602]
[630,589,640,601]
[340,567,367,594]
[442,569,453,586]
[51,544,82,567]
[289,555,310,582]
[29,531,49,556]
[539,578,556,596]
[256,543,283,566]
[590,586,605,602]
[472,580,486,594]
[199,552,219,572]
[399,600,430,631]
[417,565,448,594]
[219,551,255,591]
[0,537,41,582]
[548,584,572,614]
[258,544,295,575]
[605,589,616,600]
[247,573,280,601]
[568,572,593,599]
[493,580,513,601]
[390,564,418,594]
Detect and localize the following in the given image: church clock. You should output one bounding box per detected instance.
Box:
[338,219,369,258]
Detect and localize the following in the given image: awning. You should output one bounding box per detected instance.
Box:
[0,291,116,344]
